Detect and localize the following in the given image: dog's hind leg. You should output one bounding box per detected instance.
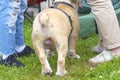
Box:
[32,34,53,75]
[68,34,80,59]
[55,36,68,76]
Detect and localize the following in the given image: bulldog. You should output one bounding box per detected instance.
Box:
[32,0,80,76]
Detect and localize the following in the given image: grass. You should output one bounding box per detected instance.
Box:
[0,20,120,80]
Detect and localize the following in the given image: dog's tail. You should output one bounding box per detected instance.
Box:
[39,13,50,28]
[38,12,53,37]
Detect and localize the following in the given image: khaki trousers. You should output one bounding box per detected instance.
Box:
[88,0,120,49]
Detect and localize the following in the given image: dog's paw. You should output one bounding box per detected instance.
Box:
[41,68,53,75]
[68,52,80,59]
[56,70,67,77]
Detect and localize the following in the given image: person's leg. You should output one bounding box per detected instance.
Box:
[89,0,120,49]
[15,0,27,48]
[0,0,19,57]
[0,0,24,67]
[88,0,120,66]
[92,31,105,53]
[15,0,34,57]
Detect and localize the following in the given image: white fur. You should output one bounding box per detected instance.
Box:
[42,60,53,75]
[56,65,67,76]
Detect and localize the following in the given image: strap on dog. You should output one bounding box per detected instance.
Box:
[51,2,74,40]
[55,8,73,29]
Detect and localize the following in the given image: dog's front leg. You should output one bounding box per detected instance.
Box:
[56,40,68,76]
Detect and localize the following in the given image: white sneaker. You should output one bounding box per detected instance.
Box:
[88,50,120,66]
[92,45,104,53]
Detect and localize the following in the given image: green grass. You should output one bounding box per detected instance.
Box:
[0,20,120,80]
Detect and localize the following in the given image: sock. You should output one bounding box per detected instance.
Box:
[15,45,25,53]
[0,53,9,60]
[3,54,9,60]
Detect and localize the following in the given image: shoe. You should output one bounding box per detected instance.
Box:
[88,49,120,66]
[92,45,104,53]
[14,46,35,57]
[0,55,25,67]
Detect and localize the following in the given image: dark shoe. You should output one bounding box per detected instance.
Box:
[14,46,35,57]
[0,55,25,67]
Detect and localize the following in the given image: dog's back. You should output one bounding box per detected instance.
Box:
[33,8,72,35]
[32,8,72,48]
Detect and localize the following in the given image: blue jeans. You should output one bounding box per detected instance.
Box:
[0,0,27,55]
